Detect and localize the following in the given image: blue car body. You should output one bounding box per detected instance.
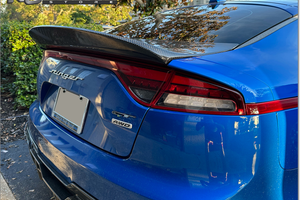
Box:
[26,1,298,199]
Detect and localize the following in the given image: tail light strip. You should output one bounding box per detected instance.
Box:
[44,50,298,115]
[246,97,298,115]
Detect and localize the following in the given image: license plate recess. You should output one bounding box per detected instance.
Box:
[52,88,89,134]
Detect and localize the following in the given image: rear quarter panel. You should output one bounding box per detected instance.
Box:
[198,19,298,101]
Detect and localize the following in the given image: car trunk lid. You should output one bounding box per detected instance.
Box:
[37,53,151,157]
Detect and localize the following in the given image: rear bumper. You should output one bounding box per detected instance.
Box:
[26,100,298,200]
[25,119,96,200]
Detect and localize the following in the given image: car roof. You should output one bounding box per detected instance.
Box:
[226,0,298,15]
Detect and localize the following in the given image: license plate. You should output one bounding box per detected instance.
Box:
[52,88,89,134]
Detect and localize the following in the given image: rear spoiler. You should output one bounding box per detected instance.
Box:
[29,26,199,65]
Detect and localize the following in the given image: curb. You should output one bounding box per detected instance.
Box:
[0,172,16,200]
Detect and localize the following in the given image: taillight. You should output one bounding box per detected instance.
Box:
[118,68,245,115]
[246,98,298,115]
[116,63,169,104]
[152,73,245,115]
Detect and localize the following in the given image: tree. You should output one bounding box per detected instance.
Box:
[0,2,133,26]
[0,1,42,22]
[91,4,132,26]
[118,0,191,17]
[71,7,92,24]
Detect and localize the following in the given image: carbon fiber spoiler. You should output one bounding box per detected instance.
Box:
[29,26,238,65]
[29,26,200,65]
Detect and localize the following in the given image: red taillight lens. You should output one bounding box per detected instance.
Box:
[246,98,298,115]
[116,63,169,104]
[44,50,247,115]
[152,74,245,115]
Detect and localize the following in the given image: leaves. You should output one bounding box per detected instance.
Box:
[1,2,133,26]
[131,0,179,16]
[1,21,41,107]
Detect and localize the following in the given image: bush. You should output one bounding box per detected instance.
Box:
[1,21,103,108]
[1,21,43,108]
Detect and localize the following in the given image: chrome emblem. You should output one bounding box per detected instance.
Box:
[112,118,132,129]
[49,69,83,80]
[112,111,136,119]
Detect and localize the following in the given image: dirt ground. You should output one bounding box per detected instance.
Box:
[0,93,29,145]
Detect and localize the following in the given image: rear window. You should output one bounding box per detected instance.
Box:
[107,4,291,53]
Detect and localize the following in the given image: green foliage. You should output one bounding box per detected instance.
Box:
[1,3,133,26]
[71,8,92,24]
[92,5,132,26]
[1,21,43,108]
[118,0,187,17]
[133,0,179,17]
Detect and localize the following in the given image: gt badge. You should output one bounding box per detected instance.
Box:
[112,118,132,129]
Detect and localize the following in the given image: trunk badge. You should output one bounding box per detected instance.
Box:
[112,111,136,119]
[49,69,84,80]
[112,118,132,129]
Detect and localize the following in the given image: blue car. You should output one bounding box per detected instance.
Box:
[26,0,298,199]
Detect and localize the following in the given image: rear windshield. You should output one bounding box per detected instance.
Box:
[107,4,291,53]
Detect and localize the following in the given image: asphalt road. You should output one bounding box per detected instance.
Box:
[1,139,53,200]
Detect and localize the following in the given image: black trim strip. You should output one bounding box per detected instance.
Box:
[236,16,298,49]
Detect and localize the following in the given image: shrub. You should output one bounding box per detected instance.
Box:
[1,21,103,108]
[1,21,43,108]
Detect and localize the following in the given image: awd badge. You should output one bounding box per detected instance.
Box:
[111,118,132,129]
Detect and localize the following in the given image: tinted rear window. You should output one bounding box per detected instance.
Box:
[107,4,291,45]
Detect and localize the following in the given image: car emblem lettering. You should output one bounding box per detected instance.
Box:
[49,69,84,80]
[112,111,136,118]
[111,118,132,129]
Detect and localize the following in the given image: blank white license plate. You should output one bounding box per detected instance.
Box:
[52,88,89,134]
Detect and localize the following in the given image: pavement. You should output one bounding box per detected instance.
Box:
[0,140,53,200]
[0,172,16,200]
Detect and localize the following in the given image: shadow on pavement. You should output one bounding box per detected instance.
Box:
[1,139,53,200]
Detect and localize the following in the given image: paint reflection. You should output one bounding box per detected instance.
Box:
[132,111,261,193]
[184,116,260,189]
[107,5,237,54]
